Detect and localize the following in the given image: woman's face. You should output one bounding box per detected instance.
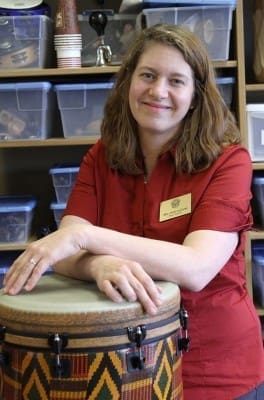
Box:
[129,42,195,141]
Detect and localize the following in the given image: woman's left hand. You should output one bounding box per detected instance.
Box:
[88,254,163,315]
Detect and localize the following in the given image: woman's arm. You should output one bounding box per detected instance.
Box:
[3,214,238,299]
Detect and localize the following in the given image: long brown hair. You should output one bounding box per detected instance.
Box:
[101,24,240,174]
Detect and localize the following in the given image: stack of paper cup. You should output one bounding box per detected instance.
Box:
[54,0,82,68]
[54,34,82,68]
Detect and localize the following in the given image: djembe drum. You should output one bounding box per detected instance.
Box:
[0,274,186,400]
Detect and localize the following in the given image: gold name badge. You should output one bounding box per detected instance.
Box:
[159,193,192,222]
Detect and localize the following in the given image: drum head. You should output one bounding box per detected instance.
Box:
[0,0,42,9]
[0,274,180,334]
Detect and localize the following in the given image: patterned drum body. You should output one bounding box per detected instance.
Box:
[0,274,183,400]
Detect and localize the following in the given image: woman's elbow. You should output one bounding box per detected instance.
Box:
[179,272,214,292]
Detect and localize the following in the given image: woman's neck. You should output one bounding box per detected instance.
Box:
[140,133,166,178]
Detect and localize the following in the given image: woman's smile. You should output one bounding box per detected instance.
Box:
[142,100,173,112]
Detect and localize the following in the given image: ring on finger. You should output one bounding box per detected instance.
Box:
[29,258,37,266]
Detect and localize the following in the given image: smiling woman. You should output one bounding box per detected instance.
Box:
[128,43,195,171]
[3,24,264,400]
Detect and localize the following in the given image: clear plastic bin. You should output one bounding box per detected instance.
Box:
[49,165,80,203]
[247,104,264,162]
[50,202,66,227]
[0,195,37,244]
[143,0,237,7]
[252,241,264,307]
[216,76,235,108]
[0,251,22,288]
[0,81,55,141]
[0,15,54,69]
[142,5,235,60]
[252,175,264,227]
[54,82,114,138]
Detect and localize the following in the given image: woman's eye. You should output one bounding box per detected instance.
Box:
[141,72,154,80]
[171,79,184,86]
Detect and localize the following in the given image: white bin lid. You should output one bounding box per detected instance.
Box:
[0,195,36,212]
[246,104,264,112]
[253,176,264,185]
[50,202,67,210]
[0,0,42,9]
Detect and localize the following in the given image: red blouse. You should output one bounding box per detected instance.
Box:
[65,140,264,400]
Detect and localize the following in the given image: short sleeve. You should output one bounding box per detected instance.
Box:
[63,141,104,224]
[189,146,253,233]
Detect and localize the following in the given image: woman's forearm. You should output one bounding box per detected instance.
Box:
[79,223,238,291]
[52,250,95,281]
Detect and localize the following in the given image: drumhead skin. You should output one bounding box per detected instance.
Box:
[0,273,181,334]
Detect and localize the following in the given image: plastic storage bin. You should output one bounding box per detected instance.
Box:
[216,76,235,108]
[0,195,37,244]
[49,165,80,203]
[0,15,54,69]
[252,241,264,307]
[50,202,66,227]
[79,13,137,66]
[0,81,55,141]
[142,5,235,60]
[54,82,114,138]
[0,251,22,288]
[142,0,237,7]
[252,175,264,227]
[247,104,264,162]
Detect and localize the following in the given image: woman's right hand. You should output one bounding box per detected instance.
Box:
[3,223,89,295]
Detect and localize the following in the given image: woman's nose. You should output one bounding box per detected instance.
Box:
[149,79,168,99]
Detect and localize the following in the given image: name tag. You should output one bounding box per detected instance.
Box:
[159,193,192,222]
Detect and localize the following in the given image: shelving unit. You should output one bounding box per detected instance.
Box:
[241,0,264,319]
[2,0,263,322]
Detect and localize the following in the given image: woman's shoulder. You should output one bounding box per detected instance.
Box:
[88,139,106,158]
[220,144,252,165]
[204,144,253,181]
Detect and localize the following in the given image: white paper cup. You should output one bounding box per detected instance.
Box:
[57,58,82,68]
[56,48,81,58]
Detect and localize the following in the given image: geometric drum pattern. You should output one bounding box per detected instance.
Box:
[0,331,183,400]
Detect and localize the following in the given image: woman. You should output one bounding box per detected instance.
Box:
[3,24,264,399]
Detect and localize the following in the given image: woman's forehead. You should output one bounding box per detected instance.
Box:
[136,43,193,76]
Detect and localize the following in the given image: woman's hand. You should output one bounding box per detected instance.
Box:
[3,224,89,295]
[89,255,163,315]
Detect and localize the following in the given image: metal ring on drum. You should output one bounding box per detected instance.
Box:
[0,273,185,400]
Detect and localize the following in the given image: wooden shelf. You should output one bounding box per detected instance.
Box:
[0,137,98,148]
[0,66,120,79]
[253,163,264,170]
[246,83,264,92]
[0,61,237,80]
[0,243,30,251]
[256,308,264,316]
[248,230,264,240]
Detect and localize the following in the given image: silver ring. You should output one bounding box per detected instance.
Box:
[29,258,37,266]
